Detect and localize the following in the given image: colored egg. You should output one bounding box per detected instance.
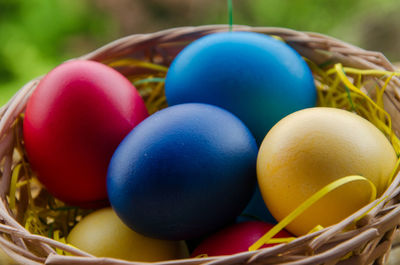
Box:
[107,103,258,240]
[23,60,149,207]
[0,247,16,265]
[191,221,292,257]
[67,208,189,261]
[257,107,397,236]
[165,31,316,144]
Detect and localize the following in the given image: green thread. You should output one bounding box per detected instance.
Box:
[48,223,54,239]
[344,84,356,111]
[228,0,233,31]
[342,69,356,111]
[318,60,334,69]
[133,77,165,86]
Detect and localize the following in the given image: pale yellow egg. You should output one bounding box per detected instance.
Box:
[257,107,397,236]
[67,208,189,261]
[0,247,17,265]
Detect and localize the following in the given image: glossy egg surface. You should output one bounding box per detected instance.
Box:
[107,103,258,240]
[191,221,292,257]
[67,208,189,261]
[257,107,397,235]
[23,60,148,207]
[165,32,316,143]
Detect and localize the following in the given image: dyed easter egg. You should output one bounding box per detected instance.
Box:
[165,31,316,144]
[0,247,15,265]
[107,103,258,240]
[67,208,189,261]
[191,221,292,257]
[23,60,148,207]
[257,107,397,236]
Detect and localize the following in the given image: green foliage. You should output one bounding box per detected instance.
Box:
[204,0,400,52]
[1,0,399,106]
[0,0,115,105]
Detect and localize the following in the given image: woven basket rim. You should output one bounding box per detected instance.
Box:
[1,25,400,265]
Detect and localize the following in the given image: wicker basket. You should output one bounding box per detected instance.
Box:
[1,25,400,265]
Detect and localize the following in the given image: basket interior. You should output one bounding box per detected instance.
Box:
[1,25,400,265]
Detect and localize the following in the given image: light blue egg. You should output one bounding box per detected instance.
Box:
[165,31,316,144]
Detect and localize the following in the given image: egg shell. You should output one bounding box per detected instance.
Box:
[165,31,316,144]
[191,221,292,257]
[107,103,258,240]
[0,247,16,265]
[23,60,149,207]
[67,208,189,261]
[257,107,398,236]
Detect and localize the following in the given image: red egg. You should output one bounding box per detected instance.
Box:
[23,60,149,207]
[191,221,292,257]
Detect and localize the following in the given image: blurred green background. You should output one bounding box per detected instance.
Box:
[1,0,400,106]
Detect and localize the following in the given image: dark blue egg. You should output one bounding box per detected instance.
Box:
[165,32,316,144]
[107,103,258,240]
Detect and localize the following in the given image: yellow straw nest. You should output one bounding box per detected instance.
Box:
[1,25,400,265]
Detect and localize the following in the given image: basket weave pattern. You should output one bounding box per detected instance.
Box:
[1,25,400,265]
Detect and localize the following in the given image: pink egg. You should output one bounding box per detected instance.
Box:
[24,60,149,207]
[191,221,292,257]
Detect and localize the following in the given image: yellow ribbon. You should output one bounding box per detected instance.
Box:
[9,164,22,210]
[248,175,376,251]
[264,237,297,244]
[53,230,69,255]
[327,67,400,77]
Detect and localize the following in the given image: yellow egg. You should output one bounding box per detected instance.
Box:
[0,247,17,265]
[257,107,397,236]
[67,208,189,261]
